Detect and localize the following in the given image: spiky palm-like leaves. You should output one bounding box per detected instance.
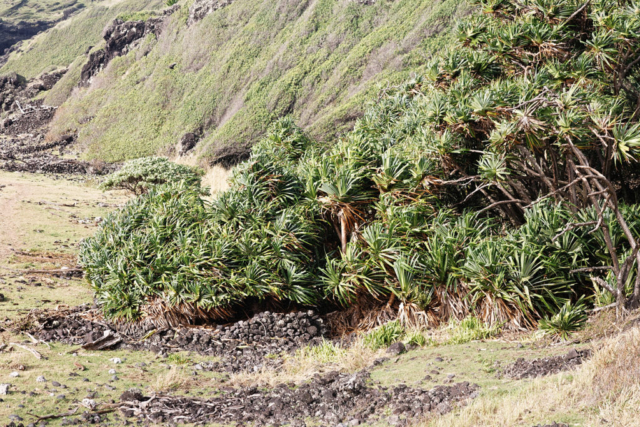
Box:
[82,1,640,329]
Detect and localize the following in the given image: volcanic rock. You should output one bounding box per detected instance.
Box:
[502,349,591,379]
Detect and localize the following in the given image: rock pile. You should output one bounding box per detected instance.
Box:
[502,348,591,379]
[0,70,66,115]
[0,70,118,175]
[35,309,328,372]
[119,370,479,425]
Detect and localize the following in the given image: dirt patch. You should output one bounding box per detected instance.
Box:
[28,307,329,373]
[118,370,479,425]
[502,349,591,379]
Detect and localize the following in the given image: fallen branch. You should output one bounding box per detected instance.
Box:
[476,199,524,215]
[27,406,115,422]
[24,332,38,344]
[38,200,77,208]
[552,221,598,242]
[28,407,78,421]
[9,342,42,359]
[590,302,618,313]
[0,266,82,275]
[570,266,613,274]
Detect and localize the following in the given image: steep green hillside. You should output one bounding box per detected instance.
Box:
[36,0,470,163]
[0,0,165,78]
[0,0,84,23]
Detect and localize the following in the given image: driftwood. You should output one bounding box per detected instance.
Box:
[9,342,42,359]
[38,200,77,208]
[81,331,122,351]
[0,266,82,275]
[27,407,115,422]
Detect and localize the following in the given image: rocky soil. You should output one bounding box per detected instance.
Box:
[0,70,117,175]
[118,370,478,426]
[31,307,329,373]
[502,348,591,379]
[14,307,482,426]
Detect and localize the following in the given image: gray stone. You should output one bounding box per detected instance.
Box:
[0,383,10,395]
[436,401,452,415]
[386,342,406,356]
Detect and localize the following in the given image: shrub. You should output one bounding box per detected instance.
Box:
[81,121,325,322]
[539,298,589,339]
[100,157,203,195]
[82,1,640,329]
[166,0,178,6]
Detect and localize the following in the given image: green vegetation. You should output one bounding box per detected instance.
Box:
[100,156,203,195]
[539,297,589,339]
[45,0,469,162]
[0,0,84,23]
[0,0,165,79]
[294,339,347,363]
[446,317,502,345]
[80,0,640,332]
[363,320,405,349]
[117,10,159,22]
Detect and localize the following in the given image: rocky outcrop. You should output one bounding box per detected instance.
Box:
[0,69,64,119]
[80,19,161,85]
[187,0,236,26]
[211,143,251,167]
[80,5,180,85]
[178,132,199,155]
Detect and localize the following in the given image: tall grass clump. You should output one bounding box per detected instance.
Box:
[363,321,405,349]
[446,317,502,345]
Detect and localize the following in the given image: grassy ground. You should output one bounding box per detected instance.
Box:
[0,170,637,426]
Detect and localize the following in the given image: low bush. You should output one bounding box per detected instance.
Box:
[81,0,640,329]
[539,298,589,339]
[100,157,203,195]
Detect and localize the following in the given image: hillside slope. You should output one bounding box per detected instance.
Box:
[3,0,470,164]
[0,0,166,78]
[0,0,86,56]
